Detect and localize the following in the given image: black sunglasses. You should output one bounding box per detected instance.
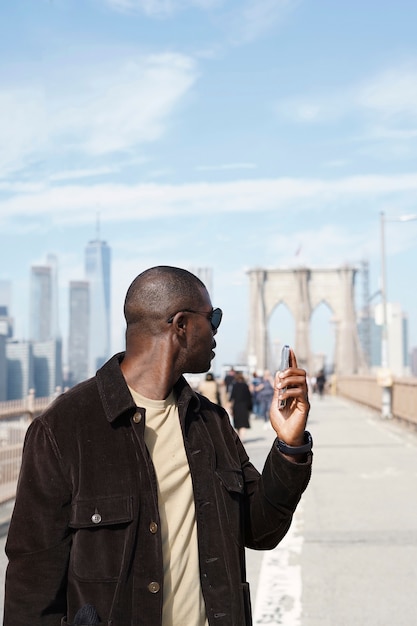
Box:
[167,307,223,332]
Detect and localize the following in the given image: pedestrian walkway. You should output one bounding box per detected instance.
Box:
[0,395,416,625]
[246,394,417,626]
[299,394,417,626]
[247,396,417,626]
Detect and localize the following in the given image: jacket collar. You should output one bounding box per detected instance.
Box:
[96,352,201,424]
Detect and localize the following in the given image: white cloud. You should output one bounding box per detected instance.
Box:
[275,61,417,131]
[105,0,221,17]
[53,53,198,155]
[264,223,369,269]
[365,127,417,141]
[196,162,257,171]
[234,0,297,44]
[49,166,123,182]
[0,89,49,174]
[358,63,417,121]
[2,172,417,228]
[293,103,323,122]
[0,53,197,174]
[274,90,353,125]
[103,0,296,45]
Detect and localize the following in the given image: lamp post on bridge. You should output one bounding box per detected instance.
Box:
[379,211,417,418]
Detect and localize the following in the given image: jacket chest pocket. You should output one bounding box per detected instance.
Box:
[215,468,244,547]
[69,495,134,582]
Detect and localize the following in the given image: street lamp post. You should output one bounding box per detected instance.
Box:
[379,212,391,418]
[379,211,417,418]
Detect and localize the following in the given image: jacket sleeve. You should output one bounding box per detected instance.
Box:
[4,418,72,626]
[239,434,312,550]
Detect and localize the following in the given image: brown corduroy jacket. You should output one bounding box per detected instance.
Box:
[4,353,312,626]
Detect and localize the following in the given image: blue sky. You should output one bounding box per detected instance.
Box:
[1,0,417,373]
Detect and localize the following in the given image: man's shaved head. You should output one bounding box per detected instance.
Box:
[124,266,207,335]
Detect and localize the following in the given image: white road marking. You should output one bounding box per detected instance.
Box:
[253,504,304,625]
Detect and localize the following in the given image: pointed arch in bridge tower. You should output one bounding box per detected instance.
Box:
[247,266,365,375]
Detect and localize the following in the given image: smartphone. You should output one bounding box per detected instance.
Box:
[278,344,290,409]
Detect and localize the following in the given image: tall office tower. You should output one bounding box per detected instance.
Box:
[30,265,52,341]
[0,282,13,400]
[33,339,63,397]
[0,318,6,401]
[0,280,12,312]
[6,340,34,400]
[0,281,14,339]
[30,257,60,341]
[85,237,111,376]
[0,305,13,339]
[30,258,62,397]
[0,302,13,401]
[46,253,60,339]
[68,280,90,385]
[358,315,382,369]
[374,302,410,376]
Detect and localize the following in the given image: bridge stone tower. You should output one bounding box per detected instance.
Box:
[247,265,364,375]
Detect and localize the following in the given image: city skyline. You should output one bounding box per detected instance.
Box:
[1,244,414,379]
[1,1,417,370]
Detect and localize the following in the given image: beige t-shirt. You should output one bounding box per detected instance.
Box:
[129,387,208,626]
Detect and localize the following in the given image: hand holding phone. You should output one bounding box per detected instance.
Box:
[278,344,290,409]
[270,346,311,447]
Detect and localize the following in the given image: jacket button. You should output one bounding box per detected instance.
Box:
[148,581,160,593]
[149,521,158,534]
[133,411,142,423]
[91,513,102,524]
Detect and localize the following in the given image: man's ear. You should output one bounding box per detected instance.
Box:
[171,311,186,332]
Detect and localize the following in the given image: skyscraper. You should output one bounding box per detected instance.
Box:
[46,253,60,340]
[30,256,60,342]
[29,257,62,397]
[30,265,52,341]
[85,236,111,376]
[0,314,7,401]
[0,280,12,313]
[6,340,34,400]
[0,300,14,401]
[368,302,410,376]
[68,280,90,385]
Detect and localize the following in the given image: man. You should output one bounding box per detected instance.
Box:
[4,266,312,626]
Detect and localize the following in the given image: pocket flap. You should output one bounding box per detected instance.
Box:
[69,495,133,528]
[215,469,244,494]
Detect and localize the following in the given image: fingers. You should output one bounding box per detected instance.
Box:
[289,347,298,369]
[277,369,307,391]
[270,350,310,443]
[276,366,308,406]
[275,349,309,408]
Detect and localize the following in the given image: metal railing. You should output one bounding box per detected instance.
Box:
[0,390,54,420]
[0,390,57,505]
[0,441,27,503]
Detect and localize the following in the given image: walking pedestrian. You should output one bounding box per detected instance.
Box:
[198,372,221,405]
[256,370,275,426]
[316,369,326,398]
[249,371,262,418]
[230,372,252,442]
